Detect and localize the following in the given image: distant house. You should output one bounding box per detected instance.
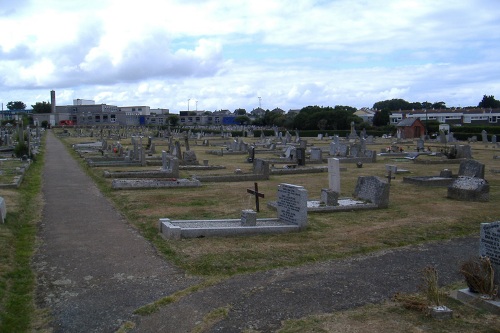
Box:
[396,118,425,139]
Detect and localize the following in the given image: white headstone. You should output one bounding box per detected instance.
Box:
[276,183,308,228]
[328,158,340,193]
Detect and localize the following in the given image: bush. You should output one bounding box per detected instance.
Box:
[14,142,29,158]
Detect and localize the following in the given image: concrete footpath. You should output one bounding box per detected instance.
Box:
[34,130,479,333]
[33,131,201,332]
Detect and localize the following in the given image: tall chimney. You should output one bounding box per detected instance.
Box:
[50,90,56,113]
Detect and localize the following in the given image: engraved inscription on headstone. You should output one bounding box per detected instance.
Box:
[480,221,500,289]
[276,183,308,229]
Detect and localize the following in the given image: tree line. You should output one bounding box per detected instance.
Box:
[4,95,500,131]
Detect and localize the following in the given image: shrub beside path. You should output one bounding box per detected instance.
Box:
[34,130,478,332]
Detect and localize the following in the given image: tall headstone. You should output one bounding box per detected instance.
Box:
[439,131,447,144]
[161,150,168,171]
[276,183,308,229]
[480,221,500,293]
[482,130,488,143]
[0,196,6,223]
[296,148,306,166]
[328,158,340,193]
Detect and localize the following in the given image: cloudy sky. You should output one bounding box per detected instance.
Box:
[1,0,499,113]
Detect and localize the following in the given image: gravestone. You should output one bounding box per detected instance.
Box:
[253,158,270,177]
[417,139,425,151]
[439,131,447,144]
[447,176,489,202]
[329,141,338,156]
[455,145,473,159]
[385,164,397,184]
[493,135,497,145]
[482,130,488,143]
[296,148,306,166]
[480,221,500,293]
[354,176,390,208]
[241,209,257,226]
[350,144,359,158]
[0,196,6,223]
[247,182,265,212]
[174,141,182,159]
[317,134,323,140]
[161,150,168,171]
[348,121,358,139]
[328,158,340,193]
[276,183,308,229]
[459,159,485,178]
[338,144,348,157]
[320,189,338,206]
[284,146,295,160]
[183,150,198,165]
[248,146,256,162]
[310,147,322,161]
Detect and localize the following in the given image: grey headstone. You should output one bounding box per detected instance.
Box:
[310,147,322,161]
[253,159,270,177]
[321,189,339,206]
[482,129,488,143]
[447,176,489,202]
[458,160,485,178]
[0,196,6,223]
[480,221,500,292]
[276,183,308,228]
[354,176,390,208]
[241,209,257,226]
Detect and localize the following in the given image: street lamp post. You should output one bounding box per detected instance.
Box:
[195,100,198,111]
[188,99,191,111]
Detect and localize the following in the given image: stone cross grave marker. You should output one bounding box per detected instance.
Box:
[276,183,308,228]
[247,182,265,212]
[480,221,500,292]
[328,158,340,193]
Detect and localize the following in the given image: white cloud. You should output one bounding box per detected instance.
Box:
[0,0,499,111]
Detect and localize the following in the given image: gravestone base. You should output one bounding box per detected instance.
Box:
[241,209,257,226]
[428,306,453,319]
[321,189,339,206]
[447,177,489,202]
[453,289,500,315]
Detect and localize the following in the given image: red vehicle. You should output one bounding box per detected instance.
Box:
[59,120,75,126]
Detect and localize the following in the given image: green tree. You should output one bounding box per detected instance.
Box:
[7,101,26,110]
[478,95,500,108]
[32,101,51,113]
[373,99,412,111]
[234,115,251,125]
[292,105,361,130]
[168,115,179,126]
[372,109,391,127]
[234,108,247,115]
[432,101,447,109]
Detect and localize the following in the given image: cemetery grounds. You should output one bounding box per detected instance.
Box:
[58,131,500,331]
[2,130,499,332]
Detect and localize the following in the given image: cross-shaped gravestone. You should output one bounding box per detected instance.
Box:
[247,182,265,212]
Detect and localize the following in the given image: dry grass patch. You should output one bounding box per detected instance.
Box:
[278,297,500,333]
[59,133,500,276]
